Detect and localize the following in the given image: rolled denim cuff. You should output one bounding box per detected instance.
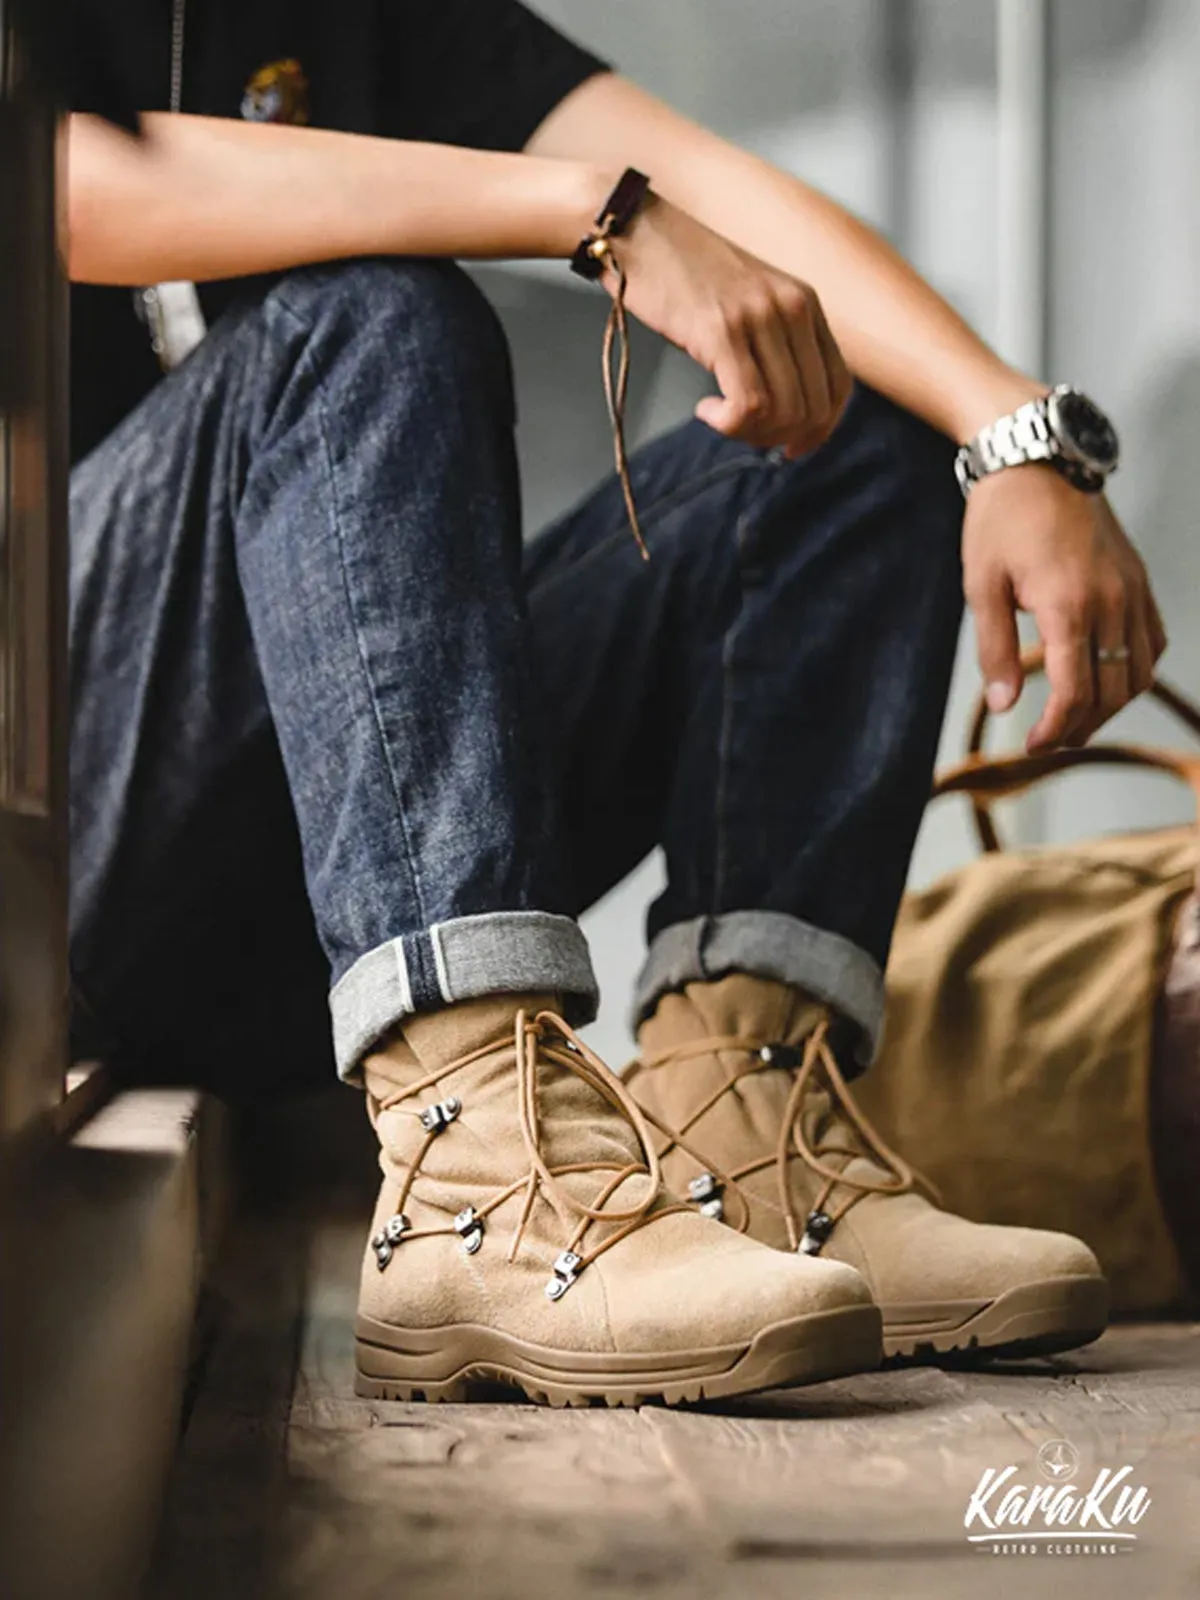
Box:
[633,910,884,1067]
[331,911,599,1081]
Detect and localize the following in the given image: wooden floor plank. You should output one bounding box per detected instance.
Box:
[150,1098,1200,1600]
[144,1203,309,1600]
[0,1090,220,1600]
[277,1212,710,1599]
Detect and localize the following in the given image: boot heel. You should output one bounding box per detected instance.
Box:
[354,1362,470,1404]
[354,1320,473,1402]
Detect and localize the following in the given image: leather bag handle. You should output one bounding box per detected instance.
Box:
[954,648,1200,853]
[935,744,1200,858]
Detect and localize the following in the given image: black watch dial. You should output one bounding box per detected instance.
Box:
[1053,390,1120,472]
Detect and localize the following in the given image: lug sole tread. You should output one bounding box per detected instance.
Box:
[354,1302,882,1408]
[881,1274,1109,1365]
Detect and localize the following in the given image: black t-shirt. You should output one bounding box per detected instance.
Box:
[69,0,609,462]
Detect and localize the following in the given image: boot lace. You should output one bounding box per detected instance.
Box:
[632,1019,935,1255]
[371,1009,687,1299]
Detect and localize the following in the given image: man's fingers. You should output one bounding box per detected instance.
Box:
[1146,584,1169,664]
[692,276,851,454]
[775,293,833,446]
[1126,603,1157,702]
[1092,586,1131,727]
[696,335,773,441]
[1028,605,1094,750]
[781,297,851,459]
[968,570,1024,714]
[748,309,809,447]
[1078,572,1158,742]
[961,476,1163,752]
[810,294,854,425]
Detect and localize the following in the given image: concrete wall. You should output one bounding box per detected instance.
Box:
[478,0,1200,1062]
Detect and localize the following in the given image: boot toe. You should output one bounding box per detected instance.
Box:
[858,1201,1109,1359]
[600,1211,874,1352]
[901,1213,1102,1302]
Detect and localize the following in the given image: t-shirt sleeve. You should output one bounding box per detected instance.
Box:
[380,0,612,153]
[54,0,164,123]
[12,0,125,123]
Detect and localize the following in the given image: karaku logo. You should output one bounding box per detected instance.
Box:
[963,1440,1152,1557]
[1038,1439,1081,1480]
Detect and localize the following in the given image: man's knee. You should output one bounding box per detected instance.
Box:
[265,257,511,394]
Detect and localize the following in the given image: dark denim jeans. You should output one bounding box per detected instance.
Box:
[68,259,963,1090]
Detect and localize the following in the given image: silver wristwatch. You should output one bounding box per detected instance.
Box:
[954,384,1120,497]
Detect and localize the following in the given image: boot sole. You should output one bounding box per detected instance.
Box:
[881,1274,1109,1362]
[354,1301,882,1406]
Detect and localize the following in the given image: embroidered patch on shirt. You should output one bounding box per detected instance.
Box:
[241,59,310,125]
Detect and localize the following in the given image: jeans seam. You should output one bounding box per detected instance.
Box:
[532,455,771,603]
[305,344,429,928]
[712,507,756,913]
[711,454,808,911]
[268,279,329,332]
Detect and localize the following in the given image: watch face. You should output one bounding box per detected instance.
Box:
[1051,389,1120,471]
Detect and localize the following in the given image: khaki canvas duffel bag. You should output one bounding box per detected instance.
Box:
[857,659,1200,1315]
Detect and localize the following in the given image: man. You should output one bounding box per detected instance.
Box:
[66,0,1163,1405]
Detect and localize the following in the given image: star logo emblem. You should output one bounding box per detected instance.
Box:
[1038,1439,1081,1481]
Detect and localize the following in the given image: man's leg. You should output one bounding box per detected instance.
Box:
[70,258,591,1090]
[526,388,1107,1360]
[70,261,877,1404]
[525,383,964,1057]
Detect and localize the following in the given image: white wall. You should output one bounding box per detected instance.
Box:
[483,0,1200,1063]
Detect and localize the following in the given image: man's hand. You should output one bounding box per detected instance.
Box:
[963,467,1167,752]
[616,194,853,458]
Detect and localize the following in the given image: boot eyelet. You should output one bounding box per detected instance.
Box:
[454,1206,485,1255]
[373,1212,411,1269]
[420,1097,462,1133]
[545,1249,583,1301]
[799,1209,834,1255]
[688,1172,725,1222]
[759,1043,800,1070]
[385,1213,412,1245]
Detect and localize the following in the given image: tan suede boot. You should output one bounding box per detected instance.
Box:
[629,974,1109,1360]
[355,992,880,1405]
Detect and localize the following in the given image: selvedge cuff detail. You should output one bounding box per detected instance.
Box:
[331,911,598,1081]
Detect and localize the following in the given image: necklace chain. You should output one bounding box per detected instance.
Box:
[169,0,186,115]
[135,0,193,370]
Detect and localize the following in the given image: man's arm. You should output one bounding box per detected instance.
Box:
[65,107,851,479]
[530,74,1167,751]
[532,74,1035,446]
[66,112,615,284]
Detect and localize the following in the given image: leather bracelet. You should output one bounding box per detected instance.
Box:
[570,168,652,281]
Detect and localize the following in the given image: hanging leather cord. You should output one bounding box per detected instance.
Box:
[597,251,646,560]
[571,168,653,562]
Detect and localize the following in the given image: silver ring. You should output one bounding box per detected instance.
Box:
[1096,645,1132,664]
